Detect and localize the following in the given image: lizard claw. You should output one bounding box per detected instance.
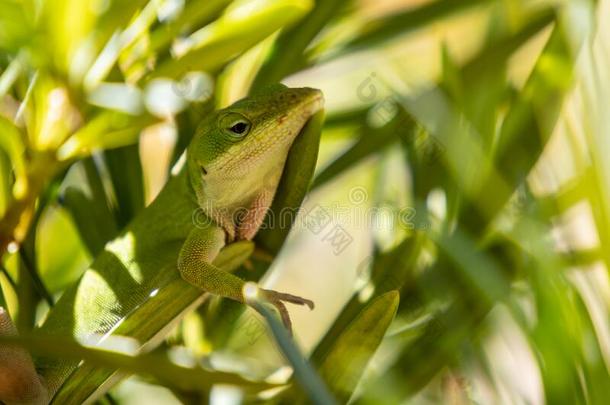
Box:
[259,288,314,335]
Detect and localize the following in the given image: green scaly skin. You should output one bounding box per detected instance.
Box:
[0,84,324,404]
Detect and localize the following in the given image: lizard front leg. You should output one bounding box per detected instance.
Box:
[178,226,313,333]
[0,307,48,405]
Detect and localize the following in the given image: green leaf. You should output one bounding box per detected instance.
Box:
[0,0,32,52]
[323,106,368,129]
[151,0,313,80]
[57,111,154,160]
[0,334,272,393]
[0,55,23,98]
[0,272,6,308]
[311,234,423,370]
[61,186,117,257]
[315,291,399,403]
[38,0,148,77]
[0,115,26,198]
[335,0,493,56]
[460,28,575,234]
[36,205,90,293]
[103,145,145,228]
[0,150,9,217]
[149,0,232,55]
[82,0,160,90]
[59,158,118,259]
[251,0,349,89]
[434,228,510,305]
[312,107,416,190]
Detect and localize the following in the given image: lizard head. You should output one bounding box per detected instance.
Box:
[186,84,324,238]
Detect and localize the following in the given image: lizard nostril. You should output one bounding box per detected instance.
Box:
[201,166,208,176]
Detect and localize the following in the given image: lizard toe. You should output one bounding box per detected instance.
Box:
[261,289,315,310]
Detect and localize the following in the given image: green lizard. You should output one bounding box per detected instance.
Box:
[0,84,324,404]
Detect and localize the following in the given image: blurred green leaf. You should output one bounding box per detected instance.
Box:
[460,28,574,234]
[0,115,26,198]
[37,205,90,293]
[103,145,145,228]
[312,234,424,369]
[0,270,6,308]
[57,111,154,160]
[149,0,232,55]
[83,0,160,90]
[0,150,9,216]
[335,0,493,56]
[251,0,350,89]
[323,106,368,129]
[312,107,415,190]
[433,227,510,305]
[151,0,314,79]
[0,334,273,393]
[313,291,399,403]
[62,186,115,258]
[0,55,23,98]
[23,74,76,152]
[37,0,149,78]
[0,0,32,52]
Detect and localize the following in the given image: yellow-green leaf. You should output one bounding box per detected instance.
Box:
[0,116,26,198]
[151,0,313,79]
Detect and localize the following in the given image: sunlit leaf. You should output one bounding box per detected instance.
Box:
[151,0,313,79]
[57,111,154,160]
[0,0,32,52]
[0,334,273,393]
[0,115,26,198]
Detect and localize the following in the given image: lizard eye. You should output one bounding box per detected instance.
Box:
[220,112,251,140]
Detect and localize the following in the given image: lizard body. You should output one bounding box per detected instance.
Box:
[0,84,323,404]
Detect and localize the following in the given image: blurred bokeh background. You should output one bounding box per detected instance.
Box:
[1,0,609,403]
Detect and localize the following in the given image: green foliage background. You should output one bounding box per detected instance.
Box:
[1,0,609,403]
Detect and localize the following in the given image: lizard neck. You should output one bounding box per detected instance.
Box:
[185,163,237,242]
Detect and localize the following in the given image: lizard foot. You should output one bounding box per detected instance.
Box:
[259,289,314,335]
